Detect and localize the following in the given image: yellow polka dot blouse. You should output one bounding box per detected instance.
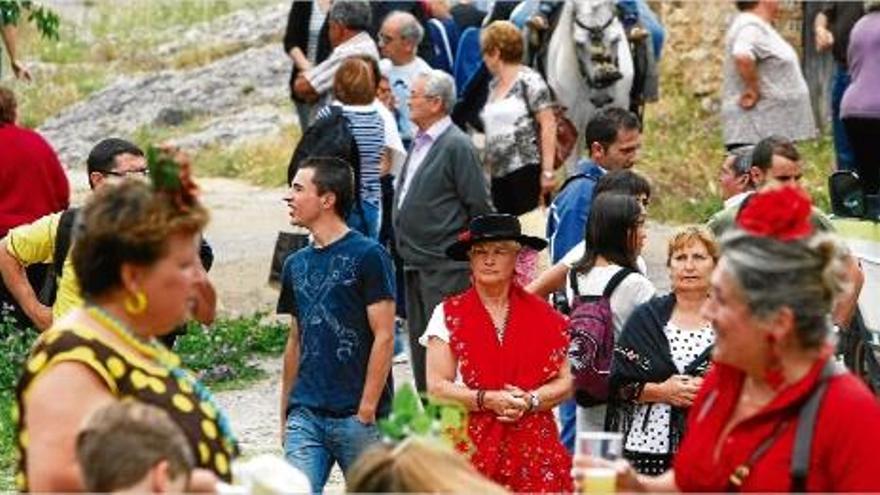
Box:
[14,323,239,491]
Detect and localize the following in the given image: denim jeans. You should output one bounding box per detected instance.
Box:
[284,406,381,493]
[559,397,577,454]
[831,63,856,172]
[346,200,381,240]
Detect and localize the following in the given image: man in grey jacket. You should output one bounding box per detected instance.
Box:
[393,69,493,392]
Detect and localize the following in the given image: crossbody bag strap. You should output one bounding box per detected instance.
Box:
[789,360,845,492]
[727,360,844,492]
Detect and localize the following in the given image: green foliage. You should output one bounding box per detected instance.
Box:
[147,146,183,191]
[173,314,288,387]
[378,384,471,452]
[0,0,60,40]
[0,310,38,489]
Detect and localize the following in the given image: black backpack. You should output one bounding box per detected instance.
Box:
[287,105,361,199]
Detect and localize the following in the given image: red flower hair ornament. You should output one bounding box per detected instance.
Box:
[736,186,814,241]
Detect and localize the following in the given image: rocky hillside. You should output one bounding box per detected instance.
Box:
[37,1,295,168]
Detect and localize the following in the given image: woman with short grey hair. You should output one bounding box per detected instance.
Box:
[576,186,880,492]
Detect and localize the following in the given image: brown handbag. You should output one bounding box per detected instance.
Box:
[551,106,578,170]
[523,79,578,170]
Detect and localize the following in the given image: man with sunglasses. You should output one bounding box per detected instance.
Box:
[0,139,215,339]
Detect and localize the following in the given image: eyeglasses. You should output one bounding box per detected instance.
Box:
[410,93,438,101]
[104,168,149,178]
[379,33,398,45]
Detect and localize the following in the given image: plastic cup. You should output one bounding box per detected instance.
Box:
[582,467,617,494]
[575,432,623,494]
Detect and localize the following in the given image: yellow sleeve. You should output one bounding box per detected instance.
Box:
[5,213,61,266]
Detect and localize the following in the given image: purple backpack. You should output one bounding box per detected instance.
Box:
[568,267,635,407]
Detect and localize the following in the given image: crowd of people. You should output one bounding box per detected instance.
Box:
[1,0,880,493]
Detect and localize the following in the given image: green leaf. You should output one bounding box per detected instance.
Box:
[147,145,182,191]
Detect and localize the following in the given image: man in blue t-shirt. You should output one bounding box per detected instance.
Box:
[277,157,395,493]
[545,107,641,453]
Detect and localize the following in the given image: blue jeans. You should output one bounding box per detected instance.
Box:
[284,406,381,493]
[346,200,381,240]
[636,0,665,60]
[559,397,577,453]
[831,63,856,172]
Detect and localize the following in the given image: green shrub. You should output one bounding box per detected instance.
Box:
[0,311,39,489]
[174,314,287,388]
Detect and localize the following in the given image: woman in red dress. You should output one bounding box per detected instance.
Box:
[422,214,573,493]
[575,187,880,492]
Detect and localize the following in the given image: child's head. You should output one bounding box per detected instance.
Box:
[76,401,195,493]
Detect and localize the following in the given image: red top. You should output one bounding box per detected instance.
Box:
[674,356,880,492]
[445,284,572,493]
[0,124,69,237]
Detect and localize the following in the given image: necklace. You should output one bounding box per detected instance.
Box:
[85,305,238,448]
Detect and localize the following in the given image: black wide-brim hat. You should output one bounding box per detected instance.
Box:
[446,213,548,261]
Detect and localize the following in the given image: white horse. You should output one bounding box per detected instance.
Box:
[543,0,634,164]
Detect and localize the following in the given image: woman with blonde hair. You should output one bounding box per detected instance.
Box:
[608,226,718,475]
[480,20,557,215]
[15,157,238,492]
[347,438,508,493]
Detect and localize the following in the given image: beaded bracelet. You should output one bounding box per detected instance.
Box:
[476,389,486,411]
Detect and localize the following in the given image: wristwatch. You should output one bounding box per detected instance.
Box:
[528,392,540,412]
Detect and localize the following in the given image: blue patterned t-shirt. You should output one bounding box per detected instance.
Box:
[277,230,395,417]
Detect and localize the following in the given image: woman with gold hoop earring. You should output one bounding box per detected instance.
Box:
[14,151,238,492]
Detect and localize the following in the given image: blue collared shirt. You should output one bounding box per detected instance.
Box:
[546,159,605,263]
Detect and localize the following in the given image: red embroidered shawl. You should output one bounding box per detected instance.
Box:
[445,284,573,493]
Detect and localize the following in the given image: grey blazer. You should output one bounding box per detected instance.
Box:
[393,124,494,269]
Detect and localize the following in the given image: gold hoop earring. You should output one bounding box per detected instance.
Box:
[123,291,148,315]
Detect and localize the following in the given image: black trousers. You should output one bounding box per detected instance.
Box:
[403,267,470,392]
[843,116,880,195]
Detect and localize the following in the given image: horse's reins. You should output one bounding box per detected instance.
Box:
[573,13,615,39]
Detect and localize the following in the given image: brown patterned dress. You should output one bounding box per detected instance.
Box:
[14,315,239,491]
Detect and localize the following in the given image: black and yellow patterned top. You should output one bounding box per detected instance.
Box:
[14,308,239,491]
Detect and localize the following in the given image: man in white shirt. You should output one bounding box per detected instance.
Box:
[293,1,379,107]
[378,11,432,148]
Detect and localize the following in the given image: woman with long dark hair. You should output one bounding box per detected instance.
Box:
[572,193,656,431]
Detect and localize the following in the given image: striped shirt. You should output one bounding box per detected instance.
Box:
[316,103,385,206]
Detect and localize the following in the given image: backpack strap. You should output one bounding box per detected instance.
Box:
[558,172,595,193]
[53,208,78,276]
[603,267,636,298]
[790,360,846,492]
[569,265,635,301]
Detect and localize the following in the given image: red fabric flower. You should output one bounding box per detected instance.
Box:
[457,230,472,242]
[737,186,814,241]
